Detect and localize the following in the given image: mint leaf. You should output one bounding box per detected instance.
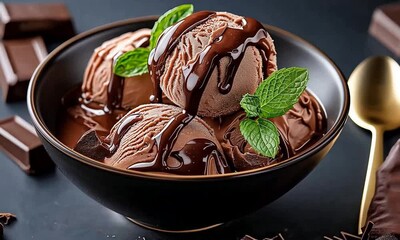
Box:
[113,4,193,77]
[240,94,260,118]
[239,118,279,158]
[113,47,150,77]
[255,67,308,118]
[149,4,194,50]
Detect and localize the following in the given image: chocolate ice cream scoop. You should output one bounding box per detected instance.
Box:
[82,29,152,111]
[367,139,400,237]
[75,104,231,175]
[206,91,326,171]
[149,11,277,117]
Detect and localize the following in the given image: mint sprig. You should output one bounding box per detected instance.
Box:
[113,4,194,77]
[149,4,194,50]
[240,67,309,158]
[113,48,150,77]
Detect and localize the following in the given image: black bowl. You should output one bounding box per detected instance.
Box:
[27,17,349,232]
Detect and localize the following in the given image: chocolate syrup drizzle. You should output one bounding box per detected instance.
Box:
[101,113,144,154]
[128,113,228,175]
[170,139,228,175]
[81,52,126,114]
[105,72,124,112]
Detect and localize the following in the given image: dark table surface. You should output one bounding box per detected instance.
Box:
[1,0,400,239]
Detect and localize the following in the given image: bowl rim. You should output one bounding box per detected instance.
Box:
[27,16,350,181]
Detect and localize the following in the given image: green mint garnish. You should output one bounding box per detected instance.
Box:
[239,67,309,158]
[240,94,261,118]
[113,47,150,77]
[113,4,194,77]
[240,118,280,158]
[256,67,309,118]
[149,4,194,50]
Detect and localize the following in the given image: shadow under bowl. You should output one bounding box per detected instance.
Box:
[27,17,349,232]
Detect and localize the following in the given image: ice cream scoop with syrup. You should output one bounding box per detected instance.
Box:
[82,29,153,111]
[150,11,277,117]
[75,104,231,175]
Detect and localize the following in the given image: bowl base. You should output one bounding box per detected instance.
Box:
[127,217,223,233]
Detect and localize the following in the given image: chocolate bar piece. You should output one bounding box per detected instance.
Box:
[0,116,53,174]
[369,3,400,56]
[0,3,75,40]
[0,37,47,102]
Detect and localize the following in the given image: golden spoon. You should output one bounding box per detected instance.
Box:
[348,56,400,234]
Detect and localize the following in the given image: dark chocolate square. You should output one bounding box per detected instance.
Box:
[0,2,75,40]
[0,36,47,102]
[369,3,400,56]
[0,116,54,174]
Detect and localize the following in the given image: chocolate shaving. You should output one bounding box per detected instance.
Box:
[0,213,16,225]
[324,222,374,240]
[240,233,285,240]
[0,213,16,239]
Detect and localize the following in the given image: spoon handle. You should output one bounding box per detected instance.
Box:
[358,127,384,234]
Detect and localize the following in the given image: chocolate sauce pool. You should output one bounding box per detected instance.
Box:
[57,11,328,175]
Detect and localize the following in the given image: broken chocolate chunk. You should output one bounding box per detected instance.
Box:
[0,37,47,102]
[74,130,109,161]
[0,116,54,174]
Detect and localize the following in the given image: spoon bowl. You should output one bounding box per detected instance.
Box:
[348,56,400,233]
[349,56,400,131]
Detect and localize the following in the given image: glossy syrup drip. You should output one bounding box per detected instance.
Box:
[102,112,143,154]
[128,112,228,174]
[103,51,126,113]
[127,112,190,170]
[170,139,228,175]
[104,72,124,113]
